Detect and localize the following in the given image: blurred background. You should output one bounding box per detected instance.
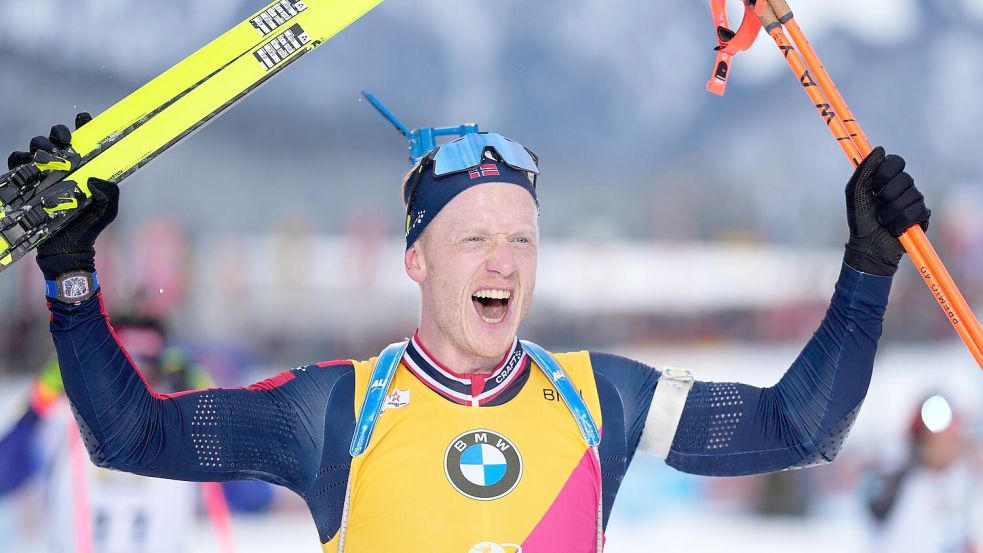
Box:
[1,0,983,551]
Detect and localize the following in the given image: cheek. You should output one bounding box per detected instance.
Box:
[429,260,475,304]
[518,252,538,284]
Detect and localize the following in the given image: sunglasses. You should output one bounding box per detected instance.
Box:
[402,132,540,210]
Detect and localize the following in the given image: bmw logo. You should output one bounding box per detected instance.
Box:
[444,429,522,500]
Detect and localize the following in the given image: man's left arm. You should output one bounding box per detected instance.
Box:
[594,262,889,479]
[596,147,930,477]
[654,261,888,476]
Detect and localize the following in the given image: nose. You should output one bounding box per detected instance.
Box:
[484,238,518,277]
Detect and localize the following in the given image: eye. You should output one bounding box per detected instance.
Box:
[511,236,533,245]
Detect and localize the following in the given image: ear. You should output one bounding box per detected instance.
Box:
[404,242,427,284]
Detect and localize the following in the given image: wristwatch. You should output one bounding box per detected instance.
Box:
[46,271,99,304]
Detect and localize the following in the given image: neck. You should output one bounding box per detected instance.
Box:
[414,327,510,375]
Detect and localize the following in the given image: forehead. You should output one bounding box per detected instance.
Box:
[434,183,539,231]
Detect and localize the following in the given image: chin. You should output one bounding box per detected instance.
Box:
[463,328,514,358]
[463,316,520,359]
[461,287,533,360]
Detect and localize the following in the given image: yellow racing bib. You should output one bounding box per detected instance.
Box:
[324,350,603,553]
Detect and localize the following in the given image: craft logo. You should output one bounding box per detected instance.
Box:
[383,389,410,410]
[445,430,522,501]
[468,542,522,553]
[251,0,308,36]
[493,348,525,385]
[253,24,311,71]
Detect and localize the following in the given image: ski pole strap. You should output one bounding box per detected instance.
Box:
[349,340,409,457]
[706,0,763,96]
[520,340,601,447]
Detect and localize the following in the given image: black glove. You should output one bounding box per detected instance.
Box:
[6,113,120,280]
[844,146,931,277]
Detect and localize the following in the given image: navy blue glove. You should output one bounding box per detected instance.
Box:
[6,114,120,280]
[35,175,118,280]
[844,147,931,277]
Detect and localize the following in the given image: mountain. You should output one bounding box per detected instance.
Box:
[1,0,980,247]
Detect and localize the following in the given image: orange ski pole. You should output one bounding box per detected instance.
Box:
[756,2,983,369]
[764,0,872,150]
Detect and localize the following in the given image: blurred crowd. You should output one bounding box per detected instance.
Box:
[2,1,983,550]
[0,196,981,379]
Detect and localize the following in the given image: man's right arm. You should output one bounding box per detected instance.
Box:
[50,292,354,497]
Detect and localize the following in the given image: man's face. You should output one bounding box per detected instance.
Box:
[918,423,962,471]
[407,183,539,361]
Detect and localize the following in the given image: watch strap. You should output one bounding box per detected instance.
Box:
[46,271,99,304]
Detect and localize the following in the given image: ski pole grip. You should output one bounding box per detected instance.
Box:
[767,0,793,23]
[757,3,780,29]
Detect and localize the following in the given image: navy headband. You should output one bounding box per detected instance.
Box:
[404,156,538,249]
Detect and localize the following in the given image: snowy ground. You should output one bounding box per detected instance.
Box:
[182,510,870,553]
[0,500,877,552]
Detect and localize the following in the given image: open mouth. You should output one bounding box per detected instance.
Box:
[472,289,512,324]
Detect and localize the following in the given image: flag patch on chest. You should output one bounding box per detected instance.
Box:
[445,429,522,500]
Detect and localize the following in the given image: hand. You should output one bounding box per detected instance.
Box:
[6,112,91,182]
[844,147,931,277]
[6,113,120,280]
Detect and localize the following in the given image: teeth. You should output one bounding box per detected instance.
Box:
[473,289,511,300]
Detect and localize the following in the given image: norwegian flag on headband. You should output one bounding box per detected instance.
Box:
[468,163,501,180]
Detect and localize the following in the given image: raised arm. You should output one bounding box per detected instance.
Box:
[49,293,353,495]
[660,262,888,475]
[5,123,353,498]
[595,147,930,477]
[596,260,890,478]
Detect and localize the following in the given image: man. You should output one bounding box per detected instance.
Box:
[8,120,929,552]
[865,395,982,552]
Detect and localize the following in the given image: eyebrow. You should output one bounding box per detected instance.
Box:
[454,224,538,236]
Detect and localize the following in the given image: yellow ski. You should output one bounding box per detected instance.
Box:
[73,0,324,160]
[0,0,383,271]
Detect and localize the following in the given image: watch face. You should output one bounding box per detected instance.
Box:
[61,276,90,299]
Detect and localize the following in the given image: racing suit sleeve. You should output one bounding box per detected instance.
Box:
[47,293,354,497]
[594,263,892,477]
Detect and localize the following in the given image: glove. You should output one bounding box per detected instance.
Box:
[6,113,120,280]
[6,112,90,183]
[844,146,931,277]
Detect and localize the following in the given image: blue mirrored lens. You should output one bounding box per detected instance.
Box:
[432,133,539,176]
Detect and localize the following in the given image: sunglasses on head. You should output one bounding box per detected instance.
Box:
[402,132,540,210]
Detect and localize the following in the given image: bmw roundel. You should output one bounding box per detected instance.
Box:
[445,429,522,500]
